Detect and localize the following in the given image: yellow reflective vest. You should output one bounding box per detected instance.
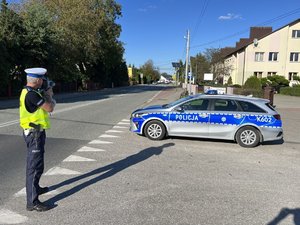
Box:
[19,88,50,129]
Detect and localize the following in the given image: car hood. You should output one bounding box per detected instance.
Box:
[143,105,165,110]
[132,105,169,114]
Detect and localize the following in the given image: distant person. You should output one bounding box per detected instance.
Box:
[19,68,56,212]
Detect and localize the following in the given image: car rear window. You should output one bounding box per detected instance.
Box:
[237,101,266,113]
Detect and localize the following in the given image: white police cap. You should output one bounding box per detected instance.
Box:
[24,68,47,78]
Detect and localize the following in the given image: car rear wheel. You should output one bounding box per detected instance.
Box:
[236,126,260,148]
[144,120,166,140]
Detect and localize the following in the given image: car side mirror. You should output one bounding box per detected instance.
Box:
[174,106,184,112]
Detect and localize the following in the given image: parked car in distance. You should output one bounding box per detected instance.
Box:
[130,94,283,148]
[205,89,218,95]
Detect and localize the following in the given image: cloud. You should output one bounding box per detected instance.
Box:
[138,5,157,12]
[218,13,243,20]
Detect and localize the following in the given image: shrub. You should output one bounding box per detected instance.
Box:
[260,77,272,87]
[234,88,263,98]
[280,86,300,96]
[230,84,242,88]
[227,76,233,85]
[244,76,262,90]
[267,75,289,86]
[293,75,300,81]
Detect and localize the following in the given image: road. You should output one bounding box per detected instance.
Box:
[0,88,299,225]
[0,85,176,207]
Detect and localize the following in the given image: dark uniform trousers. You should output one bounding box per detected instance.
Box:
[23,130,46,207]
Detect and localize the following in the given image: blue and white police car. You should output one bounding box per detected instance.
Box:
[130,94,283,148]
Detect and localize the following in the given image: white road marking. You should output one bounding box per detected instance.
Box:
[99,134,119,138]
[45,167,82,175]
[113,125,128,129]
[0,98,110,128]
[0,120,19,128]
[89,140,113,144]
[122,119,130,122]
[77,146,106,152]
[63,155,96,162]
[0,209,28,224]
[14,188,59,197]
[146,90,162,103]
[114,94,128,97]
[52,98,109,115]
[117,122,130,125]
[105,130,124,133]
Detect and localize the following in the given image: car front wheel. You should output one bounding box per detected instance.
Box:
[144,120,166,140]
[236,126,260,148]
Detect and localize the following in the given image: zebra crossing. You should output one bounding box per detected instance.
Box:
[0,119,131,224]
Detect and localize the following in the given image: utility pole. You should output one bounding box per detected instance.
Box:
[184,30,190,90]
[189,57,192,95]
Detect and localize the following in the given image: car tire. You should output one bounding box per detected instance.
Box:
[236,126,260,148]
[144,120,166,140]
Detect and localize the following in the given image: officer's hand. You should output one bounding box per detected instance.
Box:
[46,88,54,97]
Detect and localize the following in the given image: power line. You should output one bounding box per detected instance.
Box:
[155,7,300,72]
[191,0,210,44]
[190,7,300,49]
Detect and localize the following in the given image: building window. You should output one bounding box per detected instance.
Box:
[290,52,299,62]
[255,52,264,62]
[267,72,277,77]
[254,72,263,78]
[289,72,298,81]
[268,52,278,61]
[292,30,300,38]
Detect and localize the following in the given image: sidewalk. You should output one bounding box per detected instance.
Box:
[140,86,184,108]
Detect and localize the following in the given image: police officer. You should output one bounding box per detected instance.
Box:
[19,68,56,212]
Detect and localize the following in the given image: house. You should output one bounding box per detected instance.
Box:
[220,19,300,85]
[158,74,172,83]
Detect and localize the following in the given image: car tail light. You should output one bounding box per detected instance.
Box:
[273,114,281,120]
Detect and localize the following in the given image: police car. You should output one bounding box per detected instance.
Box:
[130,94,283,148]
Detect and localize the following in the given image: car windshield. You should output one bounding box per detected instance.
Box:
[163,96,194,108]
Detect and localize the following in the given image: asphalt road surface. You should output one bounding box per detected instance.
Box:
[0,85,171,207]
[0,88,299,225]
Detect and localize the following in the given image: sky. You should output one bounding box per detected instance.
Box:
[6,0,300,74]
[116,0,300,74]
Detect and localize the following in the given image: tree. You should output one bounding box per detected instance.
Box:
[0,0,24,96]
[190,53,210,84]
[140,60,160,84]
[43,0,125,87]
[203,48,233,84]
[0,0,127,95]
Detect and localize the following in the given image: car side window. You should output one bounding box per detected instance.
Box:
[213,99,238,111]
[237,101,266,113]
[181,99,209,111]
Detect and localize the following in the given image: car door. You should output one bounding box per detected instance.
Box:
[168,98,210,137]
[209,98,243,139]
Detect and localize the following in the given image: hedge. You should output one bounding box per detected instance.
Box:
[233,88,263,98]
[280,87,300,96]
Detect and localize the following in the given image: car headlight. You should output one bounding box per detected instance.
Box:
[132,112,148,118]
